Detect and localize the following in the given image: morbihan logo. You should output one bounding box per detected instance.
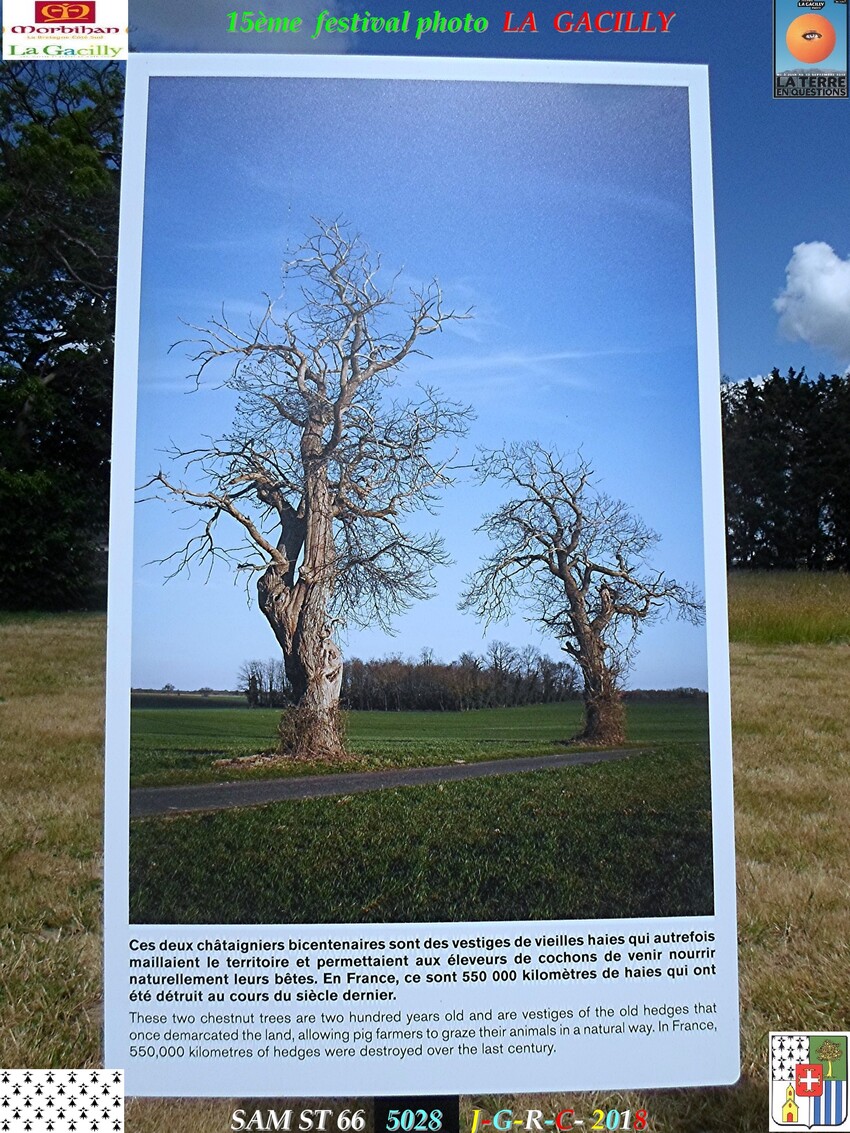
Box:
[34,2,97,21]
[1,0,127,59]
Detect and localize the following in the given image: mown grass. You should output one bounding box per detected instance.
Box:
[128,745,713,924]
[130,700,709,788]
[728,569,850,644]
[0,612,105,1069]
[5,571,850,1130]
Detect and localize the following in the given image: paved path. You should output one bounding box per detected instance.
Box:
[130,747,642,818]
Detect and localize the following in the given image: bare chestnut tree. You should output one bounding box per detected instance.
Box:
[143,221,471,761]
[460,442,704,745]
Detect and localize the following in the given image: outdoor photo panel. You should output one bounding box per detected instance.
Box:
[105,54,738,1097]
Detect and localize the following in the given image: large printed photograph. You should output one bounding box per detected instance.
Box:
[126,65,719,925]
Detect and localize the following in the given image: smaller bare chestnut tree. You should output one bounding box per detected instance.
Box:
[460,443,704,745]
[144,221,471,761]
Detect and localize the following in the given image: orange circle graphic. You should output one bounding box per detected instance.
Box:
[786,13,837,64]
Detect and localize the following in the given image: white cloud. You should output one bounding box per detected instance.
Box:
[774,241,850,363]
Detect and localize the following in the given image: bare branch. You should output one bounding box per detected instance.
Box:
[460,442,705,743]
[141,221,474,754]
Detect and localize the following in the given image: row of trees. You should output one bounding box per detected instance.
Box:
[239,651,706,713]
[237,659,289,708]
[341,645,579,712]
[0,62,121,608]
[722,368,850,570]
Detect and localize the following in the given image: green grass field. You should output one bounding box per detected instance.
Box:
[130,698,712,924]
[129,745,713,924]
[130,700,709,787]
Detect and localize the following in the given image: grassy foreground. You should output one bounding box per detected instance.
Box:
[727,569,850,644]
[0,612,104,1068]
[129,746,712,924]
[3,573,850,1129]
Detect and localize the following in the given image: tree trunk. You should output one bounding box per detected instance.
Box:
[573,637,626,746]
[257,564,347,760]
[563,581,626,746]
[256,443,348,762]
[578,685,626,746]
[283,592,345,760]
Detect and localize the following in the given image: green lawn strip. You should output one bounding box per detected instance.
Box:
[130,700,709,787]
[129,745,712,925]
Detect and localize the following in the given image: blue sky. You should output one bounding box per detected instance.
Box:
[125,2,850,691]
[131,72,711,690]
[124,0,850,381]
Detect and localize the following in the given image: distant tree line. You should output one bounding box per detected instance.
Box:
[238,659,290,708]
[236,649,706,713]
[722,368,850,570]
[341,643,579,712]
[620,687,707,702]
[238,643,579,711]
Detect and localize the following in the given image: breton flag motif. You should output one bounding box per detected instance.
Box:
[770,1033,850,1130]
[0,1069,123,1133]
